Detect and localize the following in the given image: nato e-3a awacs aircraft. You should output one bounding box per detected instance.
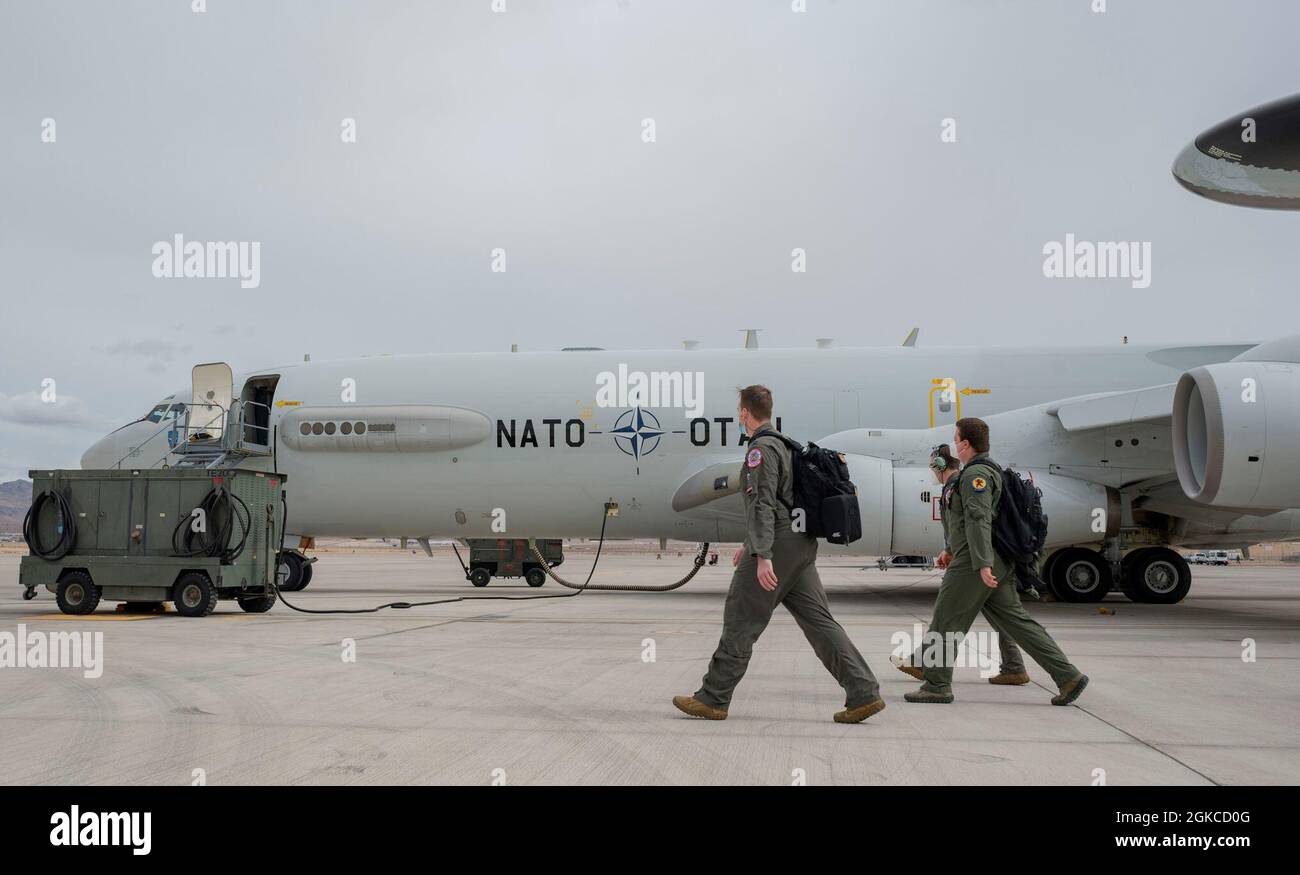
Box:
[78,334,1300,604]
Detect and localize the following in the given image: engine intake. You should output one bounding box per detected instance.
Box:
[832,453,1114,557]
[1173,361,1300,509]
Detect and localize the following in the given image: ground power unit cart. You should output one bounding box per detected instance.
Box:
[19,466,287,617]
[19,362,289,617]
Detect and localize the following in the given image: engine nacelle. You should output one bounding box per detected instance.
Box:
[1173,361,1300,509]
[841,453,1115,557]
[840,453,894,555]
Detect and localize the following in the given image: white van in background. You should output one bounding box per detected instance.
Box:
[1188,551,1232,566]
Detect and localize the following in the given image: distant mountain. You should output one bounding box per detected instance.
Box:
[0,480,32,533]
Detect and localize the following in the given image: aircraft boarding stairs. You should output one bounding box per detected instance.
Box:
[169,400,274,470]
[105,398,275,472]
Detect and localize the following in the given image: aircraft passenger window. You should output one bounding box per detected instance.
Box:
[312,422,324,435]
[341,422,353,435]
[324,422,336,435]
[300,422,311,436]
[355,422,367,435]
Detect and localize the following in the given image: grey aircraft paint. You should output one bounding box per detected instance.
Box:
[79,338,1300,556]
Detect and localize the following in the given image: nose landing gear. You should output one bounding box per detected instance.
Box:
[276,550,315,592]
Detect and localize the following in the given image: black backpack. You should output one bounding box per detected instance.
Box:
[972,458,1048,565]
[769,435,862,545]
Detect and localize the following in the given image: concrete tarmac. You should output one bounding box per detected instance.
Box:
[1,552,1297,785]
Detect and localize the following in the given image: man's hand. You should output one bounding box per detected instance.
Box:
[733,546,744,567]
[936,550,952,570]
[756,557,778,591]
[979,567,998,588]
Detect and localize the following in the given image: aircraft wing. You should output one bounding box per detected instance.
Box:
[1048,384,1175,432]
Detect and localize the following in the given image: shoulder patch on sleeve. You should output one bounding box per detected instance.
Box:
[970,476,987,492]
[746,447,763,468]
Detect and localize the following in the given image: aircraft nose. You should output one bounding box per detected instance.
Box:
[80,421,153,469]
[80,433,118,469]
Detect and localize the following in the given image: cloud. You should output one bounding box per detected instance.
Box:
[0,392,99,426]
[93,339,193,366]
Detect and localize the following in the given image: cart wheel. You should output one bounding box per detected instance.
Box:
[56,571,101,616]
[469,567,491,587]
[525,567,547,588]
[173,572,218,617]
[237,592,277,613]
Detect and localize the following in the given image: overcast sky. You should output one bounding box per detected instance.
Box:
[2,0,1298,481]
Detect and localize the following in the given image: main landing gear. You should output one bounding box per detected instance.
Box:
[1119,548,1192,604]
[1044,545,1192,604]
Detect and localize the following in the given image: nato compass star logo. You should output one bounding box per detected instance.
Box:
[611,407,663,473]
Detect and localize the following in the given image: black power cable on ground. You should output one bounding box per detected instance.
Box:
[270,502,618,615]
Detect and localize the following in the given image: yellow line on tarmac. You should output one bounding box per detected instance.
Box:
[25,613,163,622]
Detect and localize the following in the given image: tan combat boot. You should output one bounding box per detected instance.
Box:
[1051,674,1089,705]
[890,654,924,680]
[834,698,886,724]
[988,671,1030,685]
[672,695,727,720]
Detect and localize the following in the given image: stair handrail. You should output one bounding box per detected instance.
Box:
[108,402,227,470]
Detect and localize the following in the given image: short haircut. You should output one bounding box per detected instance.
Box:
[955,417,990,453]
[738,385,773,421]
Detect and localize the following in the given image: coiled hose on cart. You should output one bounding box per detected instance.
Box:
[270,495,710,614]
[172,487,251,561]
[22,489,77,560]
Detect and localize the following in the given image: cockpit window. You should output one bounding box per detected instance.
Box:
[142,402,185,424]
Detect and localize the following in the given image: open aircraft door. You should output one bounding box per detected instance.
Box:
[191,362,234,438]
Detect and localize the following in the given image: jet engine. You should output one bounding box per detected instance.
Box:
[1172,359,1300,509]
[837,451,1114,558]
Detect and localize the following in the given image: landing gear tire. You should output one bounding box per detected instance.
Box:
[173,572,218,617]
[238,591,277,613]
[1042,550,1063,597]
[525,567,547,588]
[56,571,101,616]
[1122,548,1191,604]
[1049,548,1111,603]
[277,551,311,592]
[469,567,491,588]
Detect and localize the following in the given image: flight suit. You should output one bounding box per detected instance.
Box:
[920,453,1079,695]
[911,475,1025,675]
[695,423,880,711]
